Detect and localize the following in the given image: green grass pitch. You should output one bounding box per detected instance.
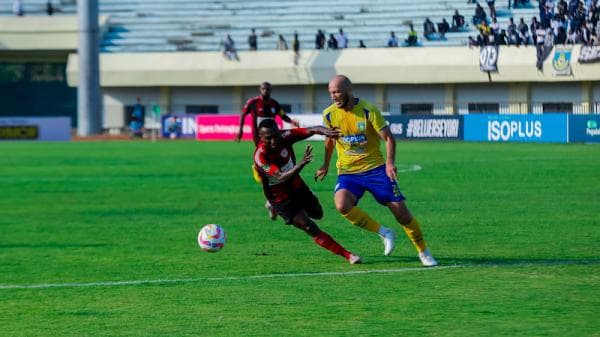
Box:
[0,140,598,336]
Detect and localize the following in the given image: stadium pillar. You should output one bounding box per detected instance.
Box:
[77,0,102,136]
[444,84,455,115]
[581,82,592,114]
[232,86,243,114]
[375,84,386,112]
[508,83,530,114]
[159,86,171,114]
[304,85,315,113]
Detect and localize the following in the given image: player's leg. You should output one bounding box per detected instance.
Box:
[337,172,396,255]
[291,211,361,264]
[387,201,437,266]
[301,188,323,220]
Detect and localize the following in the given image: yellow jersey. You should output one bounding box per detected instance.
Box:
[323,98,388,174]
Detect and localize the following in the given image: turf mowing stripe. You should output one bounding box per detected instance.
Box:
[2,260,597,290]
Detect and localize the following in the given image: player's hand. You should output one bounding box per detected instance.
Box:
[301,144,314,165]
[323,127,341,139]
[291,119,300,128]
[314,166,328,182]
[386,163,397,182]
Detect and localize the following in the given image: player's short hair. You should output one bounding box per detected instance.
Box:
[258,118,278,130]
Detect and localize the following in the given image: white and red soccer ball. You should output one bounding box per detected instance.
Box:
[197,224,226,252]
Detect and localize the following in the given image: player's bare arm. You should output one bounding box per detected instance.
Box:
[271,144,314,183]
[280,111,300,128]
[307,126,341,138]
[379,126,397,182]
[314,136,336,181]
[235,111,249,142]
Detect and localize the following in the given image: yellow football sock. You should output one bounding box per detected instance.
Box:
[342,207,381,233]
[251,164,262,183]
[402,218,427,253]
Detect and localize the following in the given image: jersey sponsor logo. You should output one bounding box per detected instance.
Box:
[280,158,294,172]
[340,134,367,144]
[280,149,288,157]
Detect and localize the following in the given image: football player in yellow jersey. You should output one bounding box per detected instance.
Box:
[314,75,437,266]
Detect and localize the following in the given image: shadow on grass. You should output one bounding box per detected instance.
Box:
[364,255,600,267]
[0,243,110,249]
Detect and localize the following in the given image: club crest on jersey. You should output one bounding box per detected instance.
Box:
[357,122,366,131]
[280,149,288,157]
[271,107,276,113]
[262,164,270,171]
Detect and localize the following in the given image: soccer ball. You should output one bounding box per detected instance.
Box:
[197,224,226,252]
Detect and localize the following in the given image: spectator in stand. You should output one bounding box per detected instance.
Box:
[405,24,418,46]
[292,32,300,65]
[490,17,500,39]
[46,1,55,16]
[337,28,349,48]
[518,17,531,45]
[13,0,24,16]
[473,3,488,26]
[293,32,300,53]
[566,27,579,44]
[438,18,450,39]
[452,10,466,31]
[468,35,479,47]
[327,34,339,50]
[497,29,509,45]
[557,0,568,17]
[315,30,326,49]
[555,26,568,44]
[248,28,258,51]
[507,17,520,45]
[531,17,540,43]
[223,34,239,61]
[568,0,578,17]
[387,31,399,47]
[358,40,367,48]
[487,0,497,19]
[423,17,437,40]
[277,34,288,50]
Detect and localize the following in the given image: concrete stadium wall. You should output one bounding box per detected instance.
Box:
[63,47,600,132]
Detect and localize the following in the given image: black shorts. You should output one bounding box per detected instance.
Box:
[270,187,322,225]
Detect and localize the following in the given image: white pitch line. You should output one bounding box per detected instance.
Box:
[0,265,459,290]
[2,260,596,290]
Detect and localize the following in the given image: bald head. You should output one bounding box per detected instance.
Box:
[328,75,354,110]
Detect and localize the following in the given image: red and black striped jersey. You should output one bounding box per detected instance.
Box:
[253,128,311,202]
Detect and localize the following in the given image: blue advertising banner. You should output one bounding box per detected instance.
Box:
[569,115,600,143]
[0,117,71,141]
[161,114,197,138]
[385,116,463,140]
[464,114,568,143]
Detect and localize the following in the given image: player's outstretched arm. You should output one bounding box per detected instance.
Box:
[314,136,335,182]
[307,126,341,138]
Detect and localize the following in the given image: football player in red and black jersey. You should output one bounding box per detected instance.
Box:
[254,119,361,264]
[235,82,299,145]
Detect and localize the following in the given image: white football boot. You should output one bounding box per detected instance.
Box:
[418,248,438,267]
[378,227,396,256]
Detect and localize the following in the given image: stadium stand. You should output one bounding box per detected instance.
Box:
[46,0,539,52]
